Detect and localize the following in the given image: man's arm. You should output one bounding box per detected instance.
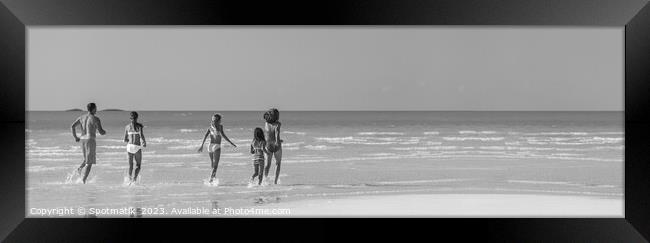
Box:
[70,118,80,142]
[96,118,107,135]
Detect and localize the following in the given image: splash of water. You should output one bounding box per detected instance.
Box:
[260,176,270,187]
[122,172,145,187]
[203,178,219,187]
[64,168,87,184]
[122,171,132,186]
[64,169,78,184]
[247,180,256,188]
[260,175,282,186]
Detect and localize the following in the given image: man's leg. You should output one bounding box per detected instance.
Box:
[77,162,85,174]
[78,142,87,174]
[82,139,96,184]
[82,164,92,184]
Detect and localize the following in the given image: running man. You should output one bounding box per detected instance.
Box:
[71,103,107,184]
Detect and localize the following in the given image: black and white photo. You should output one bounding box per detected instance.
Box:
[26,27,623,217]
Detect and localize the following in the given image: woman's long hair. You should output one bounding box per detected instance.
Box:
[263,108,279,123]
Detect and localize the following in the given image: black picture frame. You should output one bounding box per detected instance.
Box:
[1,0,649,241]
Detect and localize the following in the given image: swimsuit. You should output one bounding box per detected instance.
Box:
[208,143,221,153]
[126,124,143,154]
[265,122,281,153]
[81,139,96,164]
[252,141,265,165]
[208,125,221,153]
[266,143,280,153]
[126,143,142,154]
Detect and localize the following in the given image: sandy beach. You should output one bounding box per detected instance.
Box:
[254,194,623,217]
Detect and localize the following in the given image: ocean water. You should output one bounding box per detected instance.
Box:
[26,111,623,217]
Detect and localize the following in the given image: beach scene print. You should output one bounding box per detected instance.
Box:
[27,27,623,217]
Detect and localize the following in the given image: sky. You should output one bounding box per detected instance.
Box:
[27,27,623,111]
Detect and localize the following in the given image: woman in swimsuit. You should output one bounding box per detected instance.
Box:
[263,108,283,184]
[123,111,146,183]
[198,113,237,183]
[250,127,268,185]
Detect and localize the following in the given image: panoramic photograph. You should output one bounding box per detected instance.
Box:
[26,27,623,217]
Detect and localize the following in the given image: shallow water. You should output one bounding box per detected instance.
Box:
[26,111,623,217]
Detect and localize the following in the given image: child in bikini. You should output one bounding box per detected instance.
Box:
[197,113,237,183]
[250,127,268,185]
[123,111,146,183]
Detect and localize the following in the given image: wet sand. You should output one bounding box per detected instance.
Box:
[254,193,623,217]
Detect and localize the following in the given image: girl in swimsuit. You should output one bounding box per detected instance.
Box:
[263,108,283,184]
[250,127,268,185]
[198,113,237,183]
[123,111,146,183]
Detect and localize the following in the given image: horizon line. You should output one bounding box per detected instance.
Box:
[26,109,624,112]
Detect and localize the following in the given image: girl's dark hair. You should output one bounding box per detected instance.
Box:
[263,108,279,123]
[130,111,143,128]
[213,113,222,121]
[253,127,265,143]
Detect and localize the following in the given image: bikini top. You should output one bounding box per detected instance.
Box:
[126,123,143,144]
[252,140,265,150]
[209,125,222,139]
[251,140,266,156]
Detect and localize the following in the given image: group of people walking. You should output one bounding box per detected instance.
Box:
[70,103,283,185]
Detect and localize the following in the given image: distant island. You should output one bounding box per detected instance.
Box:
[64,108,125,111]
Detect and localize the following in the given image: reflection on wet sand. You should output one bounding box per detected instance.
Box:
[129,207,142,218]
[254,196,281,205]
[128,188,146,218]
[211,200,219,212]
[85,190,97,218]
